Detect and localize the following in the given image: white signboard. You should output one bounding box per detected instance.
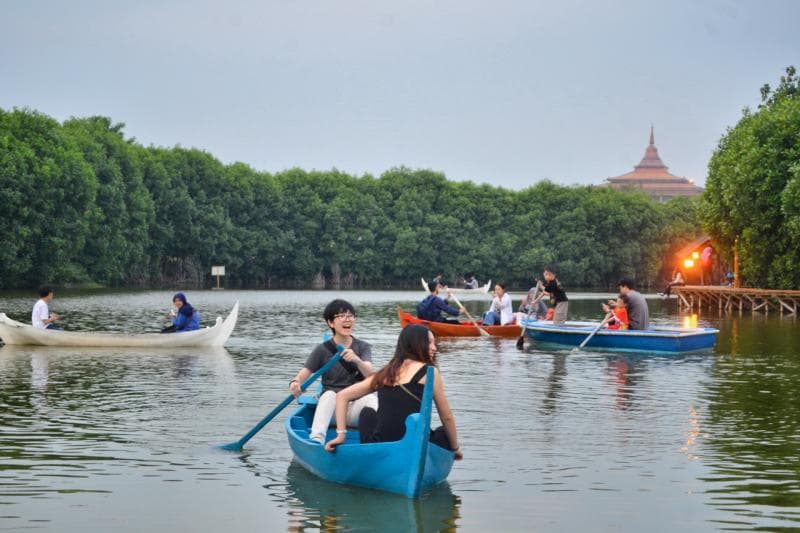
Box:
[211,266,226,276]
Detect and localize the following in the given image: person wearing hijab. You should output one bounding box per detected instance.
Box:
[162,292,201,333]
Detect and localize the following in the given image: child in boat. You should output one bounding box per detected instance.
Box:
[603,294,630,330]
[324,324,463,460]
[531,266,569,325]
[289,299,377,444]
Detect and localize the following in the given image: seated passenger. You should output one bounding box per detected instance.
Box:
[417,280,465,323]
[162,292,200,333]
[324,325,463,461]
[519,278,548,319]
[464,274,480,289]
[481,283,515,326]
[31,285,61,330]
[603,294,630,330]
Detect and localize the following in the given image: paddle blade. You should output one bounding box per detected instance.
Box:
[516,336,525,350]
[218,441,243,452]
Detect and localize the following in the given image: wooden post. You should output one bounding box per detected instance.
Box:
[733,236,740,288]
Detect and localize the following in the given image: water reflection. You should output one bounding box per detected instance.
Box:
[604,355,646,411]
[282,461,460,532]
[541,353,567,415]
[2,291,800,531]
[699,317,800,529]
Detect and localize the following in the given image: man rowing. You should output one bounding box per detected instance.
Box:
[416,280,466,324]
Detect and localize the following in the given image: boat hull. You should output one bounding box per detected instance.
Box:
[522,319,718,353]
[398,306,520,337]
[285,366,454,498]
[0,302,238,347]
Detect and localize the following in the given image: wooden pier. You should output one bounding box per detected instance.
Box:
[673,285,800,314]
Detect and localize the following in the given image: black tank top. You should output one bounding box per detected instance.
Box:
[364,365,429,443]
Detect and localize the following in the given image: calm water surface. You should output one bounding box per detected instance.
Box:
[1,290,799,532]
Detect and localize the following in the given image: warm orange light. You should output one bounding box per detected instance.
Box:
[684,259,695,268]
[682,314,699,329]
[692,251,700,260]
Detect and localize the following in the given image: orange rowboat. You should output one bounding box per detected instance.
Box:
[397,306,521,338]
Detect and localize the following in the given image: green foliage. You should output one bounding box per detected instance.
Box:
[703,66,800,288]
[0,107,700,289]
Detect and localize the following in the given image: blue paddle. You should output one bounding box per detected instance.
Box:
[219,344,344,451]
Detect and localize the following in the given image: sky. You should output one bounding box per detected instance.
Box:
[1,0,798,189]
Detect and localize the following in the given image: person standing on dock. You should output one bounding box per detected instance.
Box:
[616,278,649,330]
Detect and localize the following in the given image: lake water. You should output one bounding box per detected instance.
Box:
[1,290,799,532]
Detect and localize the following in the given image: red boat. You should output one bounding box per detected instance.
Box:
[397,306,521,338]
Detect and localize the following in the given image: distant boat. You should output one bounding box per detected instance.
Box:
[0,302,238,347]
[398,306,520,338]
[421,278,491,294]
[521,318,718,353]
[285,365,455,498]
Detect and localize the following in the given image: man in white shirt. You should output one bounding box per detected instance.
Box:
[32,286,60,329]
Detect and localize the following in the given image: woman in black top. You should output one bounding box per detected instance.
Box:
[324,325,463,460]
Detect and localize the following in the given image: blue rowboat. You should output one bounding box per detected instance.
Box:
[522,319,718,353]
[284,366,455,498]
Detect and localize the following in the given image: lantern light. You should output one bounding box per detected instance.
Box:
[684,259,695,268]
[692,251,700,260]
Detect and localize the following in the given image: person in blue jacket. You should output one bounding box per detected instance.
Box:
[416,280,465,323]
[162,292,200,333]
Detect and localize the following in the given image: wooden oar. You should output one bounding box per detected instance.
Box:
[450,294,491,337]
[573,313,614,352]
[219,345,344,451]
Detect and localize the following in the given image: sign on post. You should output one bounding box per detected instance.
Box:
[212,266,225,289]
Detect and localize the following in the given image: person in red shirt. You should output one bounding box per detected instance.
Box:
[602,294,630,330]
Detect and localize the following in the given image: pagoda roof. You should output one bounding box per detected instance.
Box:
[605,127,703,198]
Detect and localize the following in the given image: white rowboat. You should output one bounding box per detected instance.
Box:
[421,278,491,294]
[0,302,238,348]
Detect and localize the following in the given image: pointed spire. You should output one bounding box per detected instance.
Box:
[636,126,667,170]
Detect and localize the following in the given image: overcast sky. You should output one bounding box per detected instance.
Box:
[2,0,798,189]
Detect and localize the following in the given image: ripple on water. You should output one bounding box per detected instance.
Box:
[1,291,800,531]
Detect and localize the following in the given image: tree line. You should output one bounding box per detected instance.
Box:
[703,66,800,289]
[0,107,703,290]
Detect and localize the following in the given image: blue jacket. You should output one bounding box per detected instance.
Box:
[173,309,200,331]
[417,295,460,322]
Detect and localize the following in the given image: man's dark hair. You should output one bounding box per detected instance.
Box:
[323,299,356,324]
[38,286,53,298]
[618,278,636,290]
[543,265,557,275]
[428,280,440,293]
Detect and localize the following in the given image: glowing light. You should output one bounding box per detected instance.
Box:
[692,251,700,260]
[684,259,695,268]
[682,314,699,329]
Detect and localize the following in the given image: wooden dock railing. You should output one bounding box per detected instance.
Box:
[673,285,800,314]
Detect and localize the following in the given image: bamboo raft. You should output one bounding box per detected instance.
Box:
[673,286,800,314]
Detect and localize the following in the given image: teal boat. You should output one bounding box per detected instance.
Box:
[522,319,719,353]
[284,366,455,498]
